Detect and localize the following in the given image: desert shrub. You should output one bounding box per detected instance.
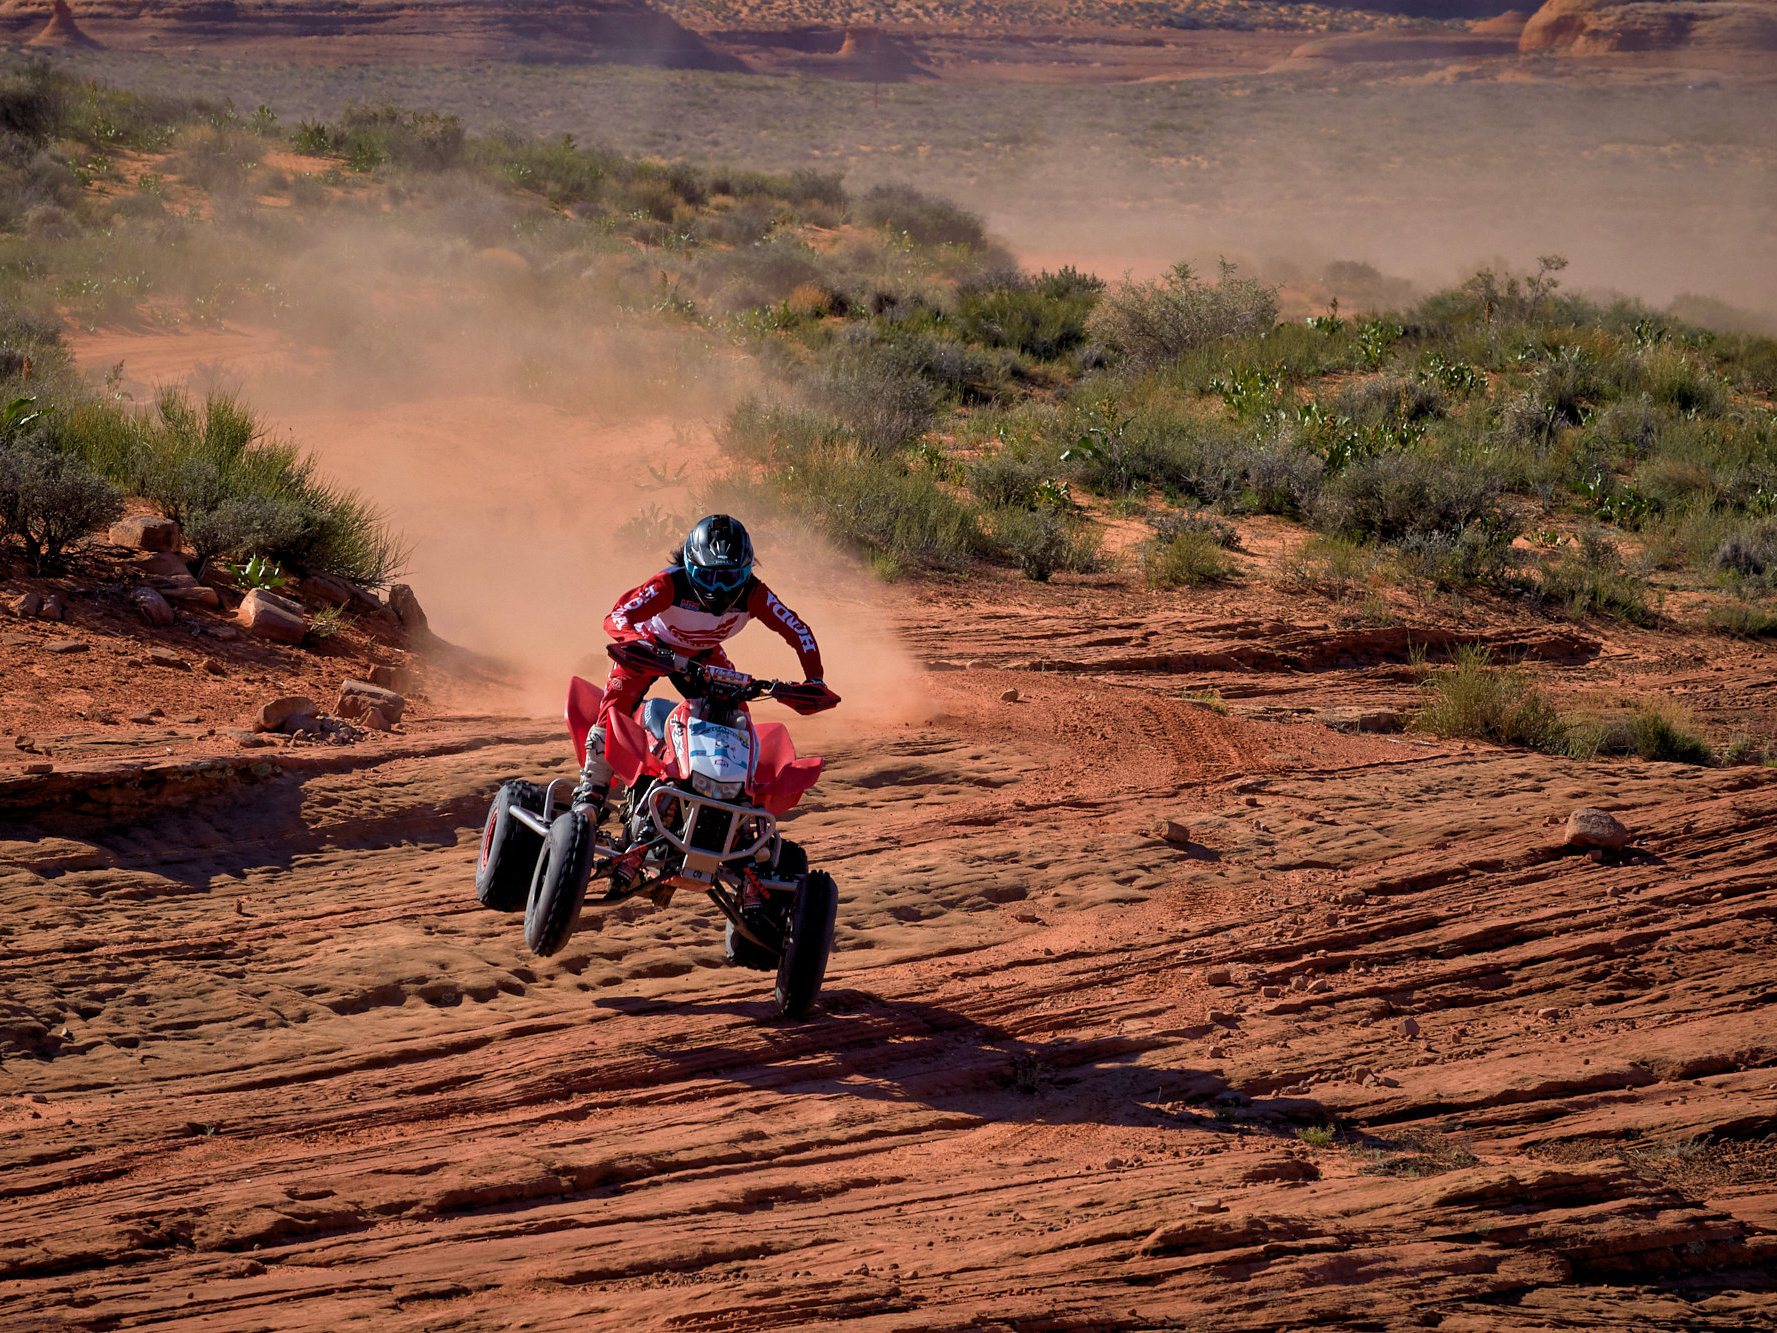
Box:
[1531,345,1604,428]
[1396,522,1518,590]
[1708,603,1777,637]
[0,65,67,147]
[170,124,263,195]
[856,182,985,248]
[476,130,612,206]
[1591,395,1663,460]
[1153,510,1241,550]
[968,449,1048,510]
[1337,373,1446,427]
[0,433,124,573]
[1624,342,1729,416]
[1413,646,1566,751]
[1281,533,1377,600]
[698,233,824,311]
[134,390,403,582]
[698,196,777,247]
[1245,443,1323,517]
[881,331,1014,403]
[989,506,1100,582]
[957,286,1095,360]
[1630,701,1714,765]
[1715,519,1777,582]
[805,344,936,452]
[1316,456,1505,544]
[1538,555,1656,624]
[761,442,984,572]
[1145,529,1234,587]
[329,104,466,173]
[719,398,842,466]
[1087,261,1278,372]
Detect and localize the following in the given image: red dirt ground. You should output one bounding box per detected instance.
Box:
[4,508,1777,1329]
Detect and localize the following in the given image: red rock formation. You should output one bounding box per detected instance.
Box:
[1521,0,1777,52]
[27,0,101,48]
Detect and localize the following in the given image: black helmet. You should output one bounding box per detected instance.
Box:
[682,514,754,613]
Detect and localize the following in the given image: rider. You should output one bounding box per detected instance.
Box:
[572,514,826,820]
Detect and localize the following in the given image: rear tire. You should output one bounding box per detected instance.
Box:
[475,781,546,912]
[525,812,593,957]
[775,869,836,1020]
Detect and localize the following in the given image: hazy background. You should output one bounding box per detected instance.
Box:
[51,52,1777,318]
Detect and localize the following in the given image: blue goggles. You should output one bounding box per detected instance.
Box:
[687,562,751,599]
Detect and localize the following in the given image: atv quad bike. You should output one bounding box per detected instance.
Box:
[474,640,841,1019]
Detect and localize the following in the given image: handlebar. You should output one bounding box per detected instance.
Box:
[604,640,840,714]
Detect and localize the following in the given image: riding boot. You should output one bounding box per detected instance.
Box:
[572,725,613,825]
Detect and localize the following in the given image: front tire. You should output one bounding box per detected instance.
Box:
[775,870,837,1020]
[726,840,807,971]
[525,812,593,957]
[475,781,545,912]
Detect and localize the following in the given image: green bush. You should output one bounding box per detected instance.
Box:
[968,449,1049,510]
[0,433,124,572]
[805,344,936,452]
[855,182,985,248]
[989,506,1100,582]
[1715,519,1777,582]
[1396,522,1518,590]
[957,285,1095,361]
[1086,261,1278,373]
[1145,529,1234,587]
[1317,456,1506,544]
[1630,702,1714,765]
[1153,510,1241,550]
[1413,646,1566,751]
[1708,603,1777,637]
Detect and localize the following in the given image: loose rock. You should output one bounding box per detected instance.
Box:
[1187,1198,1226,1214]
[1401,1016,1421,1039]
[22,761,52,775]
[298,573,356,607]
[133,551,190,577]
[1159,820,1191,846]
[1565,807,1631,852]
[6,592,43,618]
[1204,967,1233,986]
[147,647,188,670]
[254,696,319,734]
[236,588,306,644]
[201,658,227,677]
[1338,888,1366,906]
[367,663,414,693]
[336,679,405,725]
[108,515,181,552]
[387,583,429,637]
[45,639,87,654]
[131,587,175,628]
[230,731,274,749]
[39,593,64,621]
[1000,687,1020,703]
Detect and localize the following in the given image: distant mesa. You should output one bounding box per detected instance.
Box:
[1520,0,1777,52]
[1470,8,1531,34]
[28,0,101,48]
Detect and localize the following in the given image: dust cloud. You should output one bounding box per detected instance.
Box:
[88,213,931,731]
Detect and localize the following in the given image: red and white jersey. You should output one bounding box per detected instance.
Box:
[605,568,824,679]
